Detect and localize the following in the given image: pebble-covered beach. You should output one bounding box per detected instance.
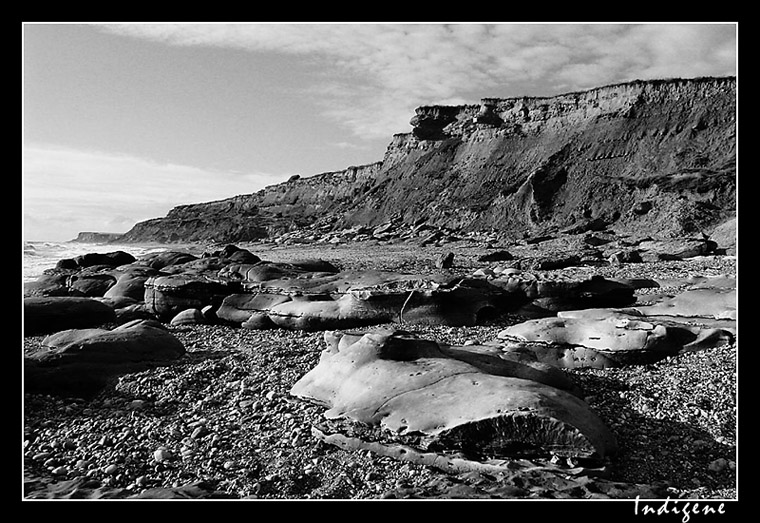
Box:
[23,242,738,500]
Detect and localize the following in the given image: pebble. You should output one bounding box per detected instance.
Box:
[22,254,736,500]
[708,458,729,473]
[153,448,174,463]
[104,464,119,475]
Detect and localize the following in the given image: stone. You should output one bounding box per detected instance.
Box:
[497,304,736,369]
[170,308,205,325]
[138,251,199,270]
[24,296,117,336]
[632,281,736,320]
[637,238,717,261]
[143,274,236,321]
[436,252,455,269]
[24,319,186,398]
[104,267,158,301]
[490,273,636,316]
[291,330,617,459]
[65,272,116,297]
[24,272,72,297]
[237,270,512,330]
[478,250,513,262]
[608,249,643,264]
[72,251,136,268]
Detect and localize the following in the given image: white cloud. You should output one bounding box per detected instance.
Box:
[22,144,287,241]
[98,23,736,141]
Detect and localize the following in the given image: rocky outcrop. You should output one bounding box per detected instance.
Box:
[70,232,125,243]
[119,77,735,245]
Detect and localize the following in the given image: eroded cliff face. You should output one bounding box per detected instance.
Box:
[120,76,736,244]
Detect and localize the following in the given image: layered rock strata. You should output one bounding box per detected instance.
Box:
[118,76,736,245]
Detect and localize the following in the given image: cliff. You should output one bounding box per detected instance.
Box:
[70,232,126,244]
[119,76,736,244]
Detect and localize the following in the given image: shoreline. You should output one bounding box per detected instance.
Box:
[22,242,738,500]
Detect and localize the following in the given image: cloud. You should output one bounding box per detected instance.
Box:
[98,22,736,140]
[22,144,287,241]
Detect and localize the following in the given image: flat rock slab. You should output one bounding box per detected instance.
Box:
[222,270,512,330]
[291,330,617,459]
[24,296,117,336]
[24,319,186,398]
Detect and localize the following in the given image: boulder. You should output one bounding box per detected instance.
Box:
[137,251,199,270]
[637,238,717,261]
[216,293,291,325]
[291,330,618,459]
[478,250,513,262]
[24,272,72,297]
[72,251,136,268]
[24,319,185,398]
[65,272,116,297]
[631,282,736,320]
[170,308,205,325]
[104,267,159,301]
[143,275,237,321]
[237,270,512,330]
[24,297,116,336]
[490,273,636,316]
[436,252,455,269]
[497,301,736,369]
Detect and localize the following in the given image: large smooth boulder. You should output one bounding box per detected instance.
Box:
[104,267,159,301]
[291,330,618,459]
[24,319,185,398]
[24,297,116,336]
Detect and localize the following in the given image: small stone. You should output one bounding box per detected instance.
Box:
[104,464,119,475]
[51,466,68,475]
[223,460,236,470]
[708,458,729,473]
[153,448,174,463]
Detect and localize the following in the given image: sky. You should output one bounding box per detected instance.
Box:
[22,22,738,242]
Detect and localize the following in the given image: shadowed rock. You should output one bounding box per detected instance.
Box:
[24,319,185,398]
[24,297,117,336]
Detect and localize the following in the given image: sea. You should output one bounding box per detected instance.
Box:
[22,240,174,283]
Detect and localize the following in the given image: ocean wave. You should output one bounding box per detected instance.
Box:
[22,241,174,283]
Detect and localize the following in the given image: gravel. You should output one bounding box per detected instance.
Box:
[22,242,738,500]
